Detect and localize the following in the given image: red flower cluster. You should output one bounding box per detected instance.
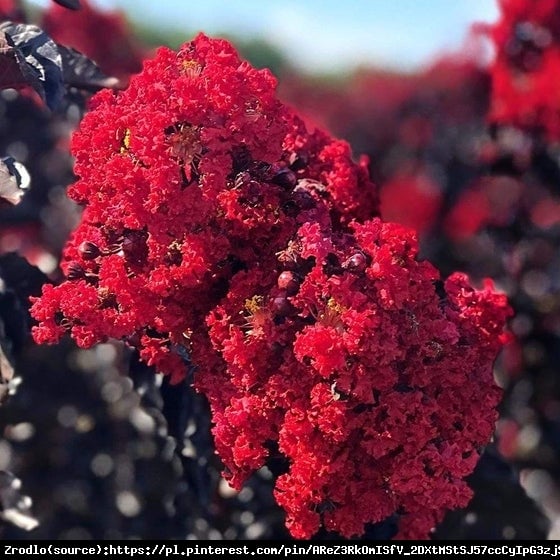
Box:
[444,174,560,240]
[379,167,443,236]
[484,0,560,138]
[30,34,510,539]
[0,0,24,21]
[201,220,510,539]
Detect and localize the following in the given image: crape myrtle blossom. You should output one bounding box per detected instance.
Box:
[202,219,510,539]
[30,34,511,539]
[481,0,560,139]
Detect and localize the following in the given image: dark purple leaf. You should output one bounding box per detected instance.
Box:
[58,44,120,90]
[0,22,64,109]
[0,22,119,108]
[0,343,14,386]
[53,0,81,9]
[0,31,43,96]
[0,156,30,206]
[0,471,38,531]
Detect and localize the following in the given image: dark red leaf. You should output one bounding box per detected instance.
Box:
[53,0,81,10]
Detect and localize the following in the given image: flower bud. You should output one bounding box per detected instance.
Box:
[122,230,148,263]
[78,241,101,260]
[342,252,367,273]
[277,271,299,295]
[66,262,85,280]
[271,168,297,190]
[271,290,293,316]
[288,150,308,171]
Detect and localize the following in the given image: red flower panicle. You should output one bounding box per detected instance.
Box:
[0,0,24,21]
[201,218,511,539]
[30,34,510,539]
[31,33,377,384]
[484,0,560,138]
